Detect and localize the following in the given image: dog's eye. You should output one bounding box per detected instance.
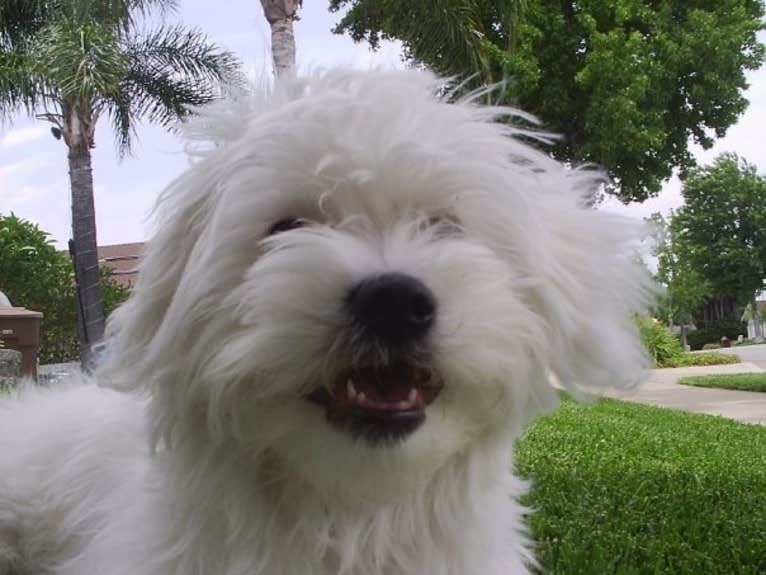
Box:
[268,218,306,236]
[424,215,463,239]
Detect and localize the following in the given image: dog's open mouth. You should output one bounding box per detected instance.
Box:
[306,363,443,445]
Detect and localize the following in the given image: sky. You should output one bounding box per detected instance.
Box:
[1,2,765,249]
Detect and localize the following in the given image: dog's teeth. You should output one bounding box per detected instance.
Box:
[346,379,357,400]
[356,392,367,404]
[408,388,418,404]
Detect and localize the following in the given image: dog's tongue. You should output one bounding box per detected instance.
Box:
[340,366,423,410]
[353,378,412,402]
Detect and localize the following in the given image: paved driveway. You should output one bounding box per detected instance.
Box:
[720,342,766,369]
[607,361,766,426]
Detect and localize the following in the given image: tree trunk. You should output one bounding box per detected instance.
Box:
[694,295,739,326]
[260,0,299,76]
[680,324,688,350]
[752,295,764,342]
[67,140,105,369]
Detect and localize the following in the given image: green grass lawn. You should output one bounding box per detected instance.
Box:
[678,372,766,393]
[515,398,766,574]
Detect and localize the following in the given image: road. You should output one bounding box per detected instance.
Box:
[721,342,766,369]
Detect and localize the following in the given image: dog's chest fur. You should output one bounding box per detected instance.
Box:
[85,438,533,575]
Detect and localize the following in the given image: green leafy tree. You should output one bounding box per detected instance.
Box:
[330,1,525,86]
[0,213,130,364]
[330,0,765,202]
[673,153,766,327]
[0,0,239,366]
[647,212,712,348]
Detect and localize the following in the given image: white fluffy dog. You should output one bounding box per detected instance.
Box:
[0,68,650,575]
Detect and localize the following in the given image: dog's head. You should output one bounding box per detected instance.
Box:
[103,69,650,501]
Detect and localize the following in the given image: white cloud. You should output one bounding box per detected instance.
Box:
[0,178,71,248]
[3,183,53,211]
[0,157,44,180]
[0,123,49,148]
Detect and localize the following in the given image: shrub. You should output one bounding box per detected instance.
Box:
[636,316,683,367]
[0,214,130,363]
[38,266,128,364]
[662,352,740,368]
[686,319,748,350]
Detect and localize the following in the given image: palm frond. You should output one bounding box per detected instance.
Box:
[121,0,179,20]
[0,44,60,123]
[51,0,178,31]
[103,71,201,156]
[119,68,200,125]
[35,16,127,103]
[0,0,50,46]
[104,24,239,154]
[125,24,240,86]
[102,89,136,156]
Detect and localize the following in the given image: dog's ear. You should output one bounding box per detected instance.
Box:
[101,167,221,392]
[99,77,314,396]
[521,171,654,394]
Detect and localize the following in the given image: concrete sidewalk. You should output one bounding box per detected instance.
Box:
[608,362,766,426]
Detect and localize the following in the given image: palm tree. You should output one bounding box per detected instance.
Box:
[259,0,301,75]
[0,0,239,367]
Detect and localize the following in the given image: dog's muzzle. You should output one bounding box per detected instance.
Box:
[307,363,444,445]
[306,273,443,445]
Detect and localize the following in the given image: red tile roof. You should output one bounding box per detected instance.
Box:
[98,242,144,288]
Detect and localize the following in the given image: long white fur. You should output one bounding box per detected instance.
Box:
[0,68,651,575]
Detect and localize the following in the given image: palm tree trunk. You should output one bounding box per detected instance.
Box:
[260,0,299,76]
[67,140,105,368]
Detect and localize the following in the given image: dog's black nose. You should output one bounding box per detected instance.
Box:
[348,273,436,342]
